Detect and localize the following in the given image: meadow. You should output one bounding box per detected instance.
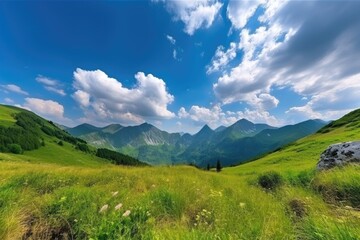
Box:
[0,158,359,239]
[0,106,359,239]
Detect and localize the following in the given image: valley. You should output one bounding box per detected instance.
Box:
[66,118,326,166]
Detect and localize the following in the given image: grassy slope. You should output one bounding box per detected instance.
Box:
[0,106,359,239]
[224,124,360,175]
[0,105,19,127]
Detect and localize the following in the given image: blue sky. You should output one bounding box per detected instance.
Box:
[1,1,360,133]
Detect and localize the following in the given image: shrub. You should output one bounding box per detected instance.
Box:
[76,143,90,153]
[287,199,307,218]
[96,148,147,166]
[258,171,283,190]
[8,144,23,154]
[58,141,64,146]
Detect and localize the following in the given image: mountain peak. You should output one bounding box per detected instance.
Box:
[237,118,253,124]
[137,122,157,131]
[200,124,212,132]
[194,124,214,136]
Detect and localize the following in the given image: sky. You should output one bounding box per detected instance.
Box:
[1,0,360,134]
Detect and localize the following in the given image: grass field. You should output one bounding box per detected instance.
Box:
[0,156,359,239]
[0,106,359,239]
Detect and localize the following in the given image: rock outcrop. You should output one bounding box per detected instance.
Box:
[317,141,360,170]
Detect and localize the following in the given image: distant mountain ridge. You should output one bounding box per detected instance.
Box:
[67,118,326,166]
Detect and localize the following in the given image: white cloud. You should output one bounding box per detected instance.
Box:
[207,42,237,74]
[72,68,175,125]
[237,108,280,126]
[166,35,176,45]
[44,86,66,96]
[156,0,223,35]
[36,75,58,86]
[36,75,66,96]
[178,104,280,129]
[72,90,90,107]
[1,84,28,95]
[247,93,279,111]
[166,34,181,60]
[286,73,360,122]
[24,98,64,119]
[227,0,265,29]
[215,1,360,125]
[173,49,179,61]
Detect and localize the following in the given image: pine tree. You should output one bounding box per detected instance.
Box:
[216,160,222,172]
[207,163,210,171]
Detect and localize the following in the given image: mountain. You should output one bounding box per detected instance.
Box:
[0,104,145,167]
[214,125,226,132]
[207,119,327,166]
[225,109,360,174]
[67,123,101,136]
[67,118,325,166]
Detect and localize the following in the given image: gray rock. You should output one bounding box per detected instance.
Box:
[317,141,360,170]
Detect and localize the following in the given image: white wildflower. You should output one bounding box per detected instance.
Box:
[112,191,118,197]
[123,210,131,217]
[115,203,123,211]
[99,204,109,213]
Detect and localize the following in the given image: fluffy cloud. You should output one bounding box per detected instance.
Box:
[178,104,280,128]
[73,90,90,107]
[227,0,265,29]
[36,75,66,96]
[214,1,360,122]
[24,98,65,119]
[287,73,360,121]
[207,42,237,74]
[1,84,28,95]
[155,0,223,35]
[72,68,175,124]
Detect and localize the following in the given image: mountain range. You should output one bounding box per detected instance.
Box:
[66,118,326,166]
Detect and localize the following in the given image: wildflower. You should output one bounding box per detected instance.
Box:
[166,179,170,182]
[151,184,156,188]
[115,203,123,211]
[123,210,131,217]
[239,202,246,208]
[112,191,118,197]
[99,204,109,213]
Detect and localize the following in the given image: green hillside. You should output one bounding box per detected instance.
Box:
[0,105,144,167]
[224,110,360,175]
[0,106,359,239]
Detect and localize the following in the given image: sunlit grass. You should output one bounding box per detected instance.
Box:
[0,160,359,239]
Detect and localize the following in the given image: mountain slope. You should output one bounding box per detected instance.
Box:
[66,123,101,136]
[67,122,182,165]
[224,109,360,174]
[0,105,144,167]
[177,119,325,167]
[68,119,325,166]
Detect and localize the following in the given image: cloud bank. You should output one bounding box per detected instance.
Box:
[72,68,175,125]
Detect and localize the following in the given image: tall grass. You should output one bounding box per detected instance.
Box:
[0,160,359,239]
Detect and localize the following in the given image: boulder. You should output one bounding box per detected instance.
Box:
[317,141,360,170]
